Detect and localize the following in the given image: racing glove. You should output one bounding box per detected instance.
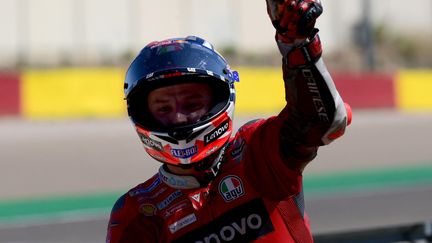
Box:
[267,0,323,44]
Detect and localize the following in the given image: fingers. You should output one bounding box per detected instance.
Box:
[298,1,323,35]
[267,0,322,42]
[278,1,296,33]
[278,0,303,34]
[277,0,322,35]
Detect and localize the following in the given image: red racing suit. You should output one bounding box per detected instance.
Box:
[106,31,351,243]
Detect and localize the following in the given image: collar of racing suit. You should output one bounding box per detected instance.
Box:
[158,144,228,189]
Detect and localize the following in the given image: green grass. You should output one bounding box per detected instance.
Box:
[1,163,431,225]
[304,163,432,196]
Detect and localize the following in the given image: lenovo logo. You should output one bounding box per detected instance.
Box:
[172,199,273,243]
[195,213,262,243]
[204,121,229,145]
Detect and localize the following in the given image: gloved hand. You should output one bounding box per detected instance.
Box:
[266,0,323,43]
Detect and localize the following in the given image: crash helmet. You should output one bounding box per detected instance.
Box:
[124,36,239,167]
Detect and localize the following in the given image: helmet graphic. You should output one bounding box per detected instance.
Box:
[125,36,239,167]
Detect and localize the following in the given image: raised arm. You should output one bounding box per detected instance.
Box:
[268,0,351,171]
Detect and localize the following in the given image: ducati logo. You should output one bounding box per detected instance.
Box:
[219,176,245,202]
[191,193,201,203]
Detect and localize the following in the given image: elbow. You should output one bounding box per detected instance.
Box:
[322,102,352,145]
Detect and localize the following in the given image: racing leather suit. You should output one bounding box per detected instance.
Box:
[106,31,350,243]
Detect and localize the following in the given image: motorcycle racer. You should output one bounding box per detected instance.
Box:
[107,0,352,242]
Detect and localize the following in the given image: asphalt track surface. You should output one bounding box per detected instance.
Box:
[1,110,432,242]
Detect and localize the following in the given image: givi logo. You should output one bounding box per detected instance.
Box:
[219,175,245,202]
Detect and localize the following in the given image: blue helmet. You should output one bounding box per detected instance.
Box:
[124,36,239,166]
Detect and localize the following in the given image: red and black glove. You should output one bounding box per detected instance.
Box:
[266,0,323,43]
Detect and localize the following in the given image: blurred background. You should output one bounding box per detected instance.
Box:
[0,0,432,242]
[1,0,431,70]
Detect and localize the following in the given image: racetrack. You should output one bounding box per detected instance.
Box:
[1,110,432,242]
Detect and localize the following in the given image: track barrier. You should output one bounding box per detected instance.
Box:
[1,68,432,118]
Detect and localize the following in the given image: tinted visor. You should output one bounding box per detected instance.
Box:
[127,75,231,133]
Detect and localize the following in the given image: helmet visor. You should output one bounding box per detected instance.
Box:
[127,75,231,134]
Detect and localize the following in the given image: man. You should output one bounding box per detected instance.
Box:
[107,0,352,242]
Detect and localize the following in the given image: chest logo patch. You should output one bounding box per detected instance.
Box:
[219,175,245,202]
[168,213,197,234]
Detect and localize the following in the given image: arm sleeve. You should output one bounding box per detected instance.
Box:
[276,30,349,170]
[278,30,348,147]
[243,31,350,198]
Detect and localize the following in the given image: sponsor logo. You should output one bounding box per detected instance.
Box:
[145,187,167,200]
[171,146,198,159]
[219,176,245,202]
[163,200,191,219]
[205,146,219,155]
[168,213,197,233]
[204,121,229,145]
[157,190,182,210]
[159,167,201,189]
[139,134,163,151]
[301,69,330,122]
[195,214,262,242]
[160,173,182,187]
[129,177,161,197]
[191,192,201,203]
[172,199,274,243]
[139,203,157,216]
[136,187,168,204]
